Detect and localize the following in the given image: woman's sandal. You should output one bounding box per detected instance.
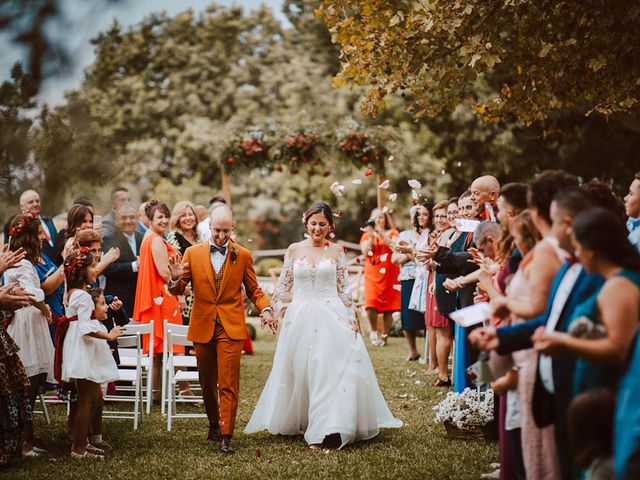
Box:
[85,444,105,455]
[380,334,389,346]
[433,377,452,387]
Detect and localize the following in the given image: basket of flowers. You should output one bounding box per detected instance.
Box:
[433,388,497,441]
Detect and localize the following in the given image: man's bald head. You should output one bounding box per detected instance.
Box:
[19,189,41,215]
[470,175,501,211]
[209,205,233,246]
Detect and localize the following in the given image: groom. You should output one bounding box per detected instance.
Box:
[168,205,276,453]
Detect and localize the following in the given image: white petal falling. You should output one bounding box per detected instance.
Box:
[411,190,419,200]
[352,178,363,185]
[153,296,164,305]
[378,179,390,189]
[388,193,398,202]
[408,179,422,189]
[379,253,388,262]
[330,181,345,196]
[379,267,386,274]
[393,284,402,291]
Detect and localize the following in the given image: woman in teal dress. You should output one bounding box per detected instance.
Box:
[529,207,640,477]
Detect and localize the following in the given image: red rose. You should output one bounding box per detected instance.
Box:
[365,169,373,177]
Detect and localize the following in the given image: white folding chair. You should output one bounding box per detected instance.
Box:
[166,332,206,432]
[103,333,144,430]
[120,321,154,414]
[161,320,198,415]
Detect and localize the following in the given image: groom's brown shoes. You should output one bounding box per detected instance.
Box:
[207,425,221,442]
[220,436,234,454]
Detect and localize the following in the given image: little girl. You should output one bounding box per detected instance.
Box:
[61,248,122,459]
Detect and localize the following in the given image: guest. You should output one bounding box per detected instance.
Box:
[0,247,33,467]
[194,204,209,223]
[136,202,149,235]
[469,180,603,480]
[425,201,455,384]
[568,389,616,480]
[167,201,200,326]
[61,249,122,459]
[624,172,640,252]
[469,175,500,220]
[3,213,55,457]
[133,200,192,401]
[581,180,625,222]
[360,208,401,346]
[4,190,58,262]
[198,196,227,242]
[102,202,143,315]
[532,207,640,390]
[53,203,94,265]
[35,228,65,338]
[419,192,477,391]
[101,187,131,238]
[392,204,430,361]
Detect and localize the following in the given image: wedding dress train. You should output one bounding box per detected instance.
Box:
[244,253,402,448]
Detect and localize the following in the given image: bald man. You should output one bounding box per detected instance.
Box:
[469,175,501,220]
[168,206,274,453]
[4,189,58,261]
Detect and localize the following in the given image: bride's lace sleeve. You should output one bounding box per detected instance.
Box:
[336,252,357,324]
[271,249,294,318]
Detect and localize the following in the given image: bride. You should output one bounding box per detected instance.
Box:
[244,201,402,449]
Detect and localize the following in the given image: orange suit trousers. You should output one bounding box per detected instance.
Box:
[193,321,244,436]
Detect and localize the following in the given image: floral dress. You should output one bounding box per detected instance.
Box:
[0,310,32,466]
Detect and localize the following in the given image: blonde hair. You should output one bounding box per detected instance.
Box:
[170,201,199,239]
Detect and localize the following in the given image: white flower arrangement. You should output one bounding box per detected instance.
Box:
[433,388,494,430]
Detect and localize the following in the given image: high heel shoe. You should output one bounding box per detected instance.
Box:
[380,334,388,346]
[70,450,104,460]
[433,377,452,387]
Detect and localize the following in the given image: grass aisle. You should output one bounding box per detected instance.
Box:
[8,335,497,479]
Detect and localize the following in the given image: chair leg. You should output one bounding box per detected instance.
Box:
[167,378,173,432]
[161,355,167,416]
[133,378,139,431]
[39,393,51,425]
[145,366,152,415]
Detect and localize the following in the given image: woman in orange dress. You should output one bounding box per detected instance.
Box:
[133,200,191,401]
[360,208,401,346]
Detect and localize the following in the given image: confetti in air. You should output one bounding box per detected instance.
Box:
[379,267,386,274]
[378,179,390,189]
[379,253,388,262]
[352,178,362,185]
[388,193,398,202]
[411,190,419,200]
[329,181,345,196]
[408,179,422,189]
[364,169,373,177]
[153,296,163,305]
[387,155,395,162]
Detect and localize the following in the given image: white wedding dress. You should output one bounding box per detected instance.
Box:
[244,248,402,448]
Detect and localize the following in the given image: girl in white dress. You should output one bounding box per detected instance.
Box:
[61,247,122,459]
[4,212,55,457]
[245,202,402,449]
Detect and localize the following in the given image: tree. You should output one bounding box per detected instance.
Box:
[317,0,640,127]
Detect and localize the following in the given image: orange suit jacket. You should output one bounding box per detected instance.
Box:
[168,241,270,343]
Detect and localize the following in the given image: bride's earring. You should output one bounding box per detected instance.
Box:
[329,226,336,239]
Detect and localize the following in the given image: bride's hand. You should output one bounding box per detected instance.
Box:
[349,320,361,337]
[261,309,278,334]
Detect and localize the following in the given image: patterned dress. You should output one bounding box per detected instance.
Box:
[166,230,198,325]
[0,310,32,466]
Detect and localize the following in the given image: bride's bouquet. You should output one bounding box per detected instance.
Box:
[433,388,494,431]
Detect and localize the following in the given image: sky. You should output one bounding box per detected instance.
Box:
[1,0,285,106]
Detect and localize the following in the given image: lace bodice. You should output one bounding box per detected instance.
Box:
[271,249,356,322]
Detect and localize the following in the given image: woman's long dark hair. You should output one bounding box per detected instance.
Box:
[66,204,93,239]
[573,207,640,272]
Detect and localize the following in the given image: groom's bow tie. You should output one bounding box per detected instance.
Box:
[210,244,227,255]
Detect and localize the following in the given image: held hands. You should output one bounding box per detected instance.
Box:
[443,277,464,292]
[108,326,125,341]
[468,326,499,351]
[0,245,25,275]
[260,309,278,334]
[168,255,186,281]
[0,283,35,310]
[532,327,568,356]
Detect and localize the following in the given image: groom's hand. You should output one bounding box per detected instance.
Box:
[169,254,186,281]
[261,309,278,334]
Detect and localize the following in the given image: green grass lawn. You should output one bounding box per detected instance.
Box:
[6,334,497,480]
